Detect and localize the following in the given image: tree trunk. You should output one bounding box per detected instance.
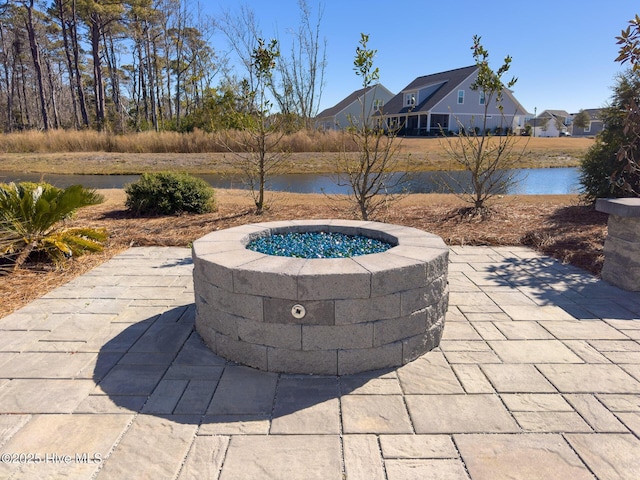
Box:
[13,240,37,271]
[136,35,149,125]
[153,40,164,126]
[45,56,60,128]
[24,0,49,130]
[130,40,141,129]
[17,56,31,127]
[103,29,123,132]
[0,22,14,131]
[144,22,158,131]
[90,14,105,130]
[71,0,89,127]
[56,0,80,128]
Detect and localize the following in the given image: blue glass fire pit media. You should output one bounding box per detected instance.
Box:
[247,231,392,258]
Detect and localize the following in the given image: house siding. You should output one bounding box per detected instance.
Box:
[315,85,394,131]
[529,111,572,137]
[318,67,529,135]
[378,67,527,136]
[533,120,562,137]
[569,109,604,137]
[430,71,526,134]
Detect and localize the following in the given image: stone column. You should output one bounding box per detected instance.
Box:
[595,198,640,291]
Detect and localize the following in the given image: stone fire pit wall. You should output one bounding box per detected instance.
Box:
[596,198,640,292]
[191,220,449,375]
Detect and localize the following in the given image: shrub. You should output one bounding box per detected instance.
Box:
[0,182,106,271]
[125,172,216,216]
[580,69,640,202]
[580,140,621,203]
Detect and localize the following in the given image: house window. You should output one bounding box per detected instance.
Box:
[584,123,591,133]
[479,91,485,105]
[405,92,416,107]
[373,99,383,112]
[430,113,449,132]
[458,90,464,104]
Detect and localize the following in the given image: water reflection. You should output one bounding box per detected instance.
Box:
[0,168,581,195]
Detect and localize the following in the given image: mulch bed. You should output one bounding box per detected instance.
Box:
[0,193,608,319]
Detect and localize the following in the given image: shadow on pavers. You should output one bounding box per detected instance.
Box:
[93,305,376,424]
[486,257,640,321]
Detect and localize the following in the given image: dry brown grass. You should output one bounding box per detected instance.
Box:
[0,129,355,154]
[0,135,593,175]
[0,189,607,319]
[0,129,592,155]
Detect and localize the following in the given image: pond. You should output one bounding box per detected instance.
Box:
[0,167,581,195]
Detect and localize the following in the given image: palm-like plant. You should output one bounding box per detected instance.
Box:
[0,182,107,271]
[0,218,21,275]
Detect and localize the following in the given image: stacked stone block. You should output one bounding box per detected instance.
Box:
[192,220,449,375]
[596,198,640,292]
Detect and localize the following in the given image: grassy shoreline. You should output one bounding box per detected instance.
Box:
[0,136,593,175]
[0,133,604,320]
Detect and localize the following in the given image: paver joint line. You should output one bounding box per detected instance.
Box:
[1,245,640,479]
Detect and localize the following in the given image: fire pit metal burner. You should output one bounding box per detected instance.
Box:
[192,220,449,375]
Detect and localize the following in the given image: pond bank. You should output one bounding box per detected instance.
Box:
[0,167,582,195]
[0,136,591,175]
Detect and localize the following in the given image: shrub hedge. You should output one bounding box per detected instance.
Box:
[125,172,215,215]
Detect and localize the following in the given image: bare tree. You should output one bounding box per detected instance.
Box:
[69,0,90,127]
[272,0,326,128]
[76,0,125,130]
[216,4,261,103]
[0,6,17,130]
[439,35,528,216]
[52,0,80,128]
[334,33,406,220]
[553,115,566,136]
[22,0,50,130]
[573,109,591,130]
[536,115,549,136]
[221,39,289,214]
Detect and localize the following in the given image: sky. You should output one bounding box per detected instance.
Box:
[203,0,638,116]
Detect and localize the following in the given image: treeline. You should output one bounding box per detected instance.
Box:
[0,0,325,134]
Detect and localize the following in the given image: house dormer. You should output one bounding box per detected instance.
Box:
[377,65,528,136]
[404,92,417,107]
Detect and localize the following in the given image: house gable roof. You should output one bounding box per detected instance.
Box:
[526,109,570,128]
[381,65,478,115]
[316,84,392,118]
[571,108,603,120]
[541,109,570,119]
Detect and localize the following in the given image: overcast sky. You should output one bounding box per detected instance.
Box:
[205,0,637,116]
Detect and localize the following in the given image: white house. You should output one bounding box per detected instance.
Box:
[315,84,395,130]
[528,110,571,137]
[378,65,529,135]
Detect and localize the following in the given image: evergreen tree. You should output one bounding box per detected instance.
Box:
[580,69,640,201]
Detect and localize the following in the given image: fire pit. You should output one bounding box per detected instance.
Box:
[192,220,449,375]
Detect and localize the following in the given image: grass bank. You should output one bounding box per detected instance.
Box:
[0,131,594,175]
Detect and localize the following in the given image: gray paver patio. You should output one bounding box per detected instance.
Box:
[1,245,640,478]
